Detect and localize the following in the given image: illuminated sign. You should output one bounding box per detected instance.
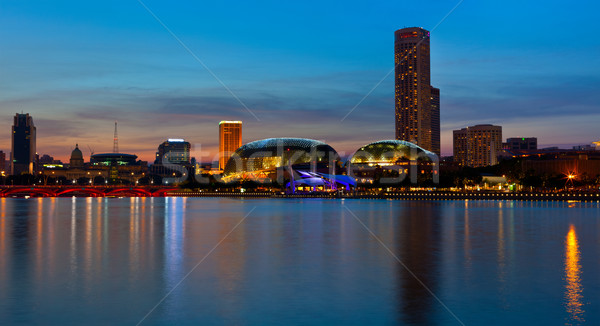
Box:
[168,139,185,142]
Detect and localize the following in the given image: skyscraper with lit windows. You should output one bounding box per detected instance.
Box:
[453,124,502,167]
[394,27,440,156]
[155,139,191,165]
[218,121,242,170]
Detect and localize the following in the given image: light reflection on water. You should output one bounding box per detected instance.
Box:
[565,224,584,325]
[0,198,597,325]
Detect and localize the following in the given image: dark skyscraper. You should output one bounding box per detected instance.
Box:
[11,113,36,175]
[155,139,191,165]
[394,27,440,156]
[430,86,440,155]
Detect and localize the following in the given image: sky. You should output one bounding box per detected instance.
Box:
[1,0,599,162]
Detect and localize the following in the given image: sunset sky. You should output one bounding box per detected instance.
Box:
[1,0,599,162]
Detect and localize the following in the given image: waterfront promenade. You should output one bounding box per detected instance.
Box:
[2,185,597,201]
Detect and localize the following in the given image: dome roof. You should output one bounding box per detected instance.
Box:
[223,138,339,176]
[350,140,436,164]
[71,144,83,160]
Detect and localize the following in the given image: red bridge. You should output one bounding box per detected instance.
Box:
[0,186,179,198]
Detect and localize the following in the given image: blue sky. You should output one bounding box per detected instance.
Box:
[1,0,599,161]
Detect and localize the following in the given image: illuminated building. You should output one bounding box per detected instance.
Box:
[453,124,502,167]
[503,137,537,151]
[222,138,350,191]
[219,121,242,170]
[151,139,192,180]
[155,139,191,165]
[394,27,440,155]
[11,113,36,175]
[349,140,438,185]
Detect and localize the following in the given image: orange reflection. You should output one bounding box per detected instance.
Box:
[564,224,584,324]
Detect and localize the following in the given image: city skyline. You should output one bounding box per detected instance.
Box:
[1,1,599,162]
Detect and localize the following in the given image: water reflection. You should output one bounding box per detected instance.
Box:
[565,224,584,324]
[0,198,598,325]
[395,202,440,325]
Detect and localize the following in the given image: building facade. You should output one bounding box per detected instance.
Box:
[0,151,6,174]
[503,137,537,151]
[11,113,36,175]
[43,145,147,184]
[219,121,242,170]
[453,124,503,167]
[430,87,440,155]
[394,27,440,156]
[155,139,191,165]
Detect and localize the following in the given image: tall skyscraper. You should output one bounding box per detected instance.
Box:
[11,113,36,175]
[453,124,502,167]
[394,27,440,156]
[219,121,242,170]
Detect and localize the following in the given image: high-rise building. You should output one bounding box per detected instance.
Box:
[394,27,440,156]
[155,139,191,165]
[503,137,537,151]
[0,151,6,173]
[11,113,36,175]
[219,121,242,170]
[430,87,440,155]
[453,124,502,167]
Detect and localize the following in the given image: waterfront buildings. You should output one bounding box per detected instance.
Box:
[42,145,147,184]
[349,140,438,185]
[394,27,440,156]
[453,124,503,167]
[11,113,36,175]
[222,138,348,191]
[218,121,242,171]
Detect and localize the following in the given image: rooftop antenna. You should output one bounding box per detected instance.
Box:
[87,145,94,157]
[113,121,119,153]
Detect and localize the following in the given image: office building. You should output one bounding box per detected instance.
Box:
[155,139,191,165]
[430,87,440,155]
[453,124,502,167]
[0,151,5,173]
[503,137,537,151]
[219,121,242,170]
[394,27,440,156]
[11,113,36,175]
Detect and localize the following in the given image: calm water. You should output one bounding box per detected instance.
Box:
[0,197,598,325]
